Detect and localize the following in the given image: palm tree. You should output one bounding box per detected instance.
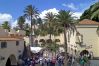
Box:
[24,5,39,46]
[45,12,56,39]
[17,16,25,30]
[2,21,10,31]
[56,10,74,66]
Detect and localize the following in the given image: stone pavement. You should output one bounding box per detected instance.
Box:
[90,60,99,66]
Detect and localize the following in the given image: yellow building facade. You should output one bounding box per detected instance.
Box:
[76,19,99,58]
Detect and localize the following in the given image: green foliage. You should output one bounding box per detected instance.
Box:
[56,10,74,26]
[17,16,25,30]
[56,10,75,66]
[45,12,57,39]
[24,5,39,37]
[2,21,10,31]
[46,42,59,52]
[25,30,30,36]
[24,23,31,36]
[80,2,99,22]
[24,5,39,19]
[80,9,92,20]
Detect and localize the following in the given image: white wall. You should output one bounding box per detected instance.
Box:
[77,25,99,57]
[0,40,24,66]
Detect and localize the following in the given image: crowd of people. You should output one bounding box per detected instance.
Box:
[18,53,77,66]
[18,53,65,66]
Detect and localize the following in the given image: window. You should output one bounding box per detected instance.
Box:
[1,42,7,48]
[16,41,19,46]
[18,50,21,53]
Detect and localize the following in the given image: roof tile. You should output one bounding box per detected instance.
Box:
[79,19,99,25]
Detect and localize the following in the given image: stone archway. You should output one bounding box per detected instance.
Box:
[6,58,11,66]
[80,50,92,59]
[80,50,89,56]
[6,54,17,66]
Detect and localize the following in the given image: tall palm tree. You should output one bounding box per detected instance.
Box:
[45,12,56,39]
[56,10,74,66]
[24,5,39,46]
[17,16,25,30]
[2,21,10,31]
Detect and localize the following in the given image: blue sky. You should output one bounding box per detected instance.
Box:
[0,0,97,27]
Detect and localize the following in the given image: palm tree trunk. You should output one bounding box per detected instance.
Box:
[30,15,33,46]
[33,24,36,46]
[49,34,52,39]
[64,25,68,66]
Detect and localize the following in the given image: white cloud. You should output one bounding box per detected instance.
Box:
[39,8,59,19]
[72,12,82,19]
[11,20,17,28]
[39,8,82,20]
[12,8,59,28]
[62,3,77,10]
[11,19,31,28]
[0,13,12,24]
[3,8,82,28]
[40,8,82,19]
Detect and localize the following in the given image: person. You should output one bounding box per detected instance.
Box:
[72,57,75,64]
[46,57,50,66]
[51,57,56,66]
[39,56,44,66]
[17,59,25,66]
[57,56,63,66]
[27,58,31,66]
[31,58,35,66]
[67,56,72,66]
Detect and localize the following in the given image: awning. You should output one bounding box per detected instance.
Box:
[30,47,43,53]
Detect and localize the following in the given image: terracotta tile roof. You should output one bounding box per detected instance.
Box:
[0,37,22,41]
[79,19,99,25]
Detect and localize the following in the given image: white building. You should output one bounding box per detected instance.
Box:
[76,19,99,58]
[0,27,25,66]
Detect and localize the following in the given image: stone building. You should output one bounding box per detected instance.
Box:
[0,27,25,66]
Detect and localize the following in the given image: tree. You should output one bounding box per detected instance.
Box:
[90,2,99,21]
[56,10,75,66]
[24,5,39,46]
[2,21,10,31]
[80,2,99,22]
[80,8,92,20]
[45,12,56,39]
[34,18,43,36]
[17,16,25,30]
[24,23,31,36]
